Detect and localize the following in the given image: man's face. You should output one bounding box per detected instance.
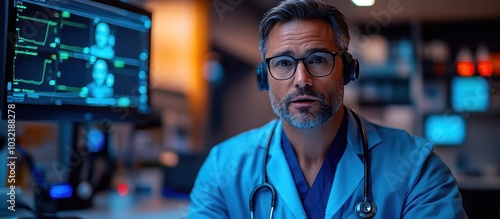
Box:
[93,60,108,85]
[266,19,344,129]
[95,23,110,48]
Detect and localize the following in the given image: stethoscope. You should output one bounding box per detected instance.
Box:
[249,109,377,219]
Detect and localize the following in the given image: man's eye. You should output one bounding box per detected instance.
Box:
[308,57,327,64]
[275,60,293,67]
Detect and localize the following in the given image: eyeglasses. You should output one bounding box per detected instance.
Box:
[265,51,343,80]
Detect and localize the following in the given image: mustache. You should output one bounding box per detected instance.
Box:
[283,88,325,105]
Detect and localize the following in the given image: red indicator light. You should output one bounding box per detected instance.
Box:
[456,61,475,76]
[117,183,129,196]
[478,61,493,77]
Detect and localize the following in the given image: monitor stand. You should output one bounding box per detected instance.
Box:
[37,122,114,213]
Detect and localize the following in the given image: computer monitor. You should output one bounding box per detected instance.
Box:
[2,0,152,122]
[451,76,490,113]
[424,113,466,146]
[1,0,153,213]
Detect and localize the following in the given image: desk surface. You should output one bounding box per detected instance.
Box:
[0,188,190,219]
[57,192,190,219]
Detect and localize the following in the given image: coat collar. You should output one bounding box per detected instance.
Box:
[327,108,382,217]
[266,119,308,218]
[345,108,382,155]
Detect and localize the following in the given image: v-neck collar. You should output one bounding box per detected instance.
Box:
[280,116,348,218]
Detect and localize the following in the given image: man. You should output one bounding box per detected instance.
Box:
[188,0,467,218]
[90,21,115,60]
[80,59,114,98]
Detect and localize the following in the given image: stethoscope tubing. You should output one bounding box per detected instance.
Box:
[249,109,376,219]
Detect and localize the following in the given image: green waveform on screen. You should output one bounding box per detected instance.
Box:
[16,14,57,46]
[60,44,85,53]
[61,20,88,29]
[14,59,52,85]
[57,85,82,92]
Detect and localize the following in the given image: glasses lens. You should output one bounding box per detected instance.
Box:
[305,52,335,77]
[269,56,296,80]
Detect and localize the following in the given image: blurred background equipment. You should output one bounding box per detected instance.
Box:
[1,0,153,216]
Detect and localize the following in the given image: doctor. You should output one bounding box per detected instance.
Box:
[188,0,467,218]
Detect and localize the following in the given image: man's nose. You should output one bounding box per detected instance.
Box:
[294,61,313,88]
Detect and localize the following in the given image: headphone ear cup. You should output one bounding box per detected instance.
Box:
[256,62,269,91]
[342,52,360,85]
[350,58,360,82]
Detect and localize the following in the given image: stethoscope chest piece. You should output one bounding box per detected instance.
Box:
[355,200,377,218]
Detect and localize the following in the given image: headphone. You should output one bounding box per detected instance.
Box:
[249,110,377,219]
[256,51,360,91]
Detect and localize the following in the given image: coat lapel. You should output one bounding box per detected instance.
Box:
[266,121,308,219]
[263,109,382,219]
[325,109,382,218]
[324,145,363,217]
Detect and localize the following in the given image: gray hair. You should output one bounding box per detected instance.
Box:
[258,0,351,58]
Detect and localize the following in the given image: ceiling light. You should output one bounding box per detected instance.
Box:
[352,0,375,6]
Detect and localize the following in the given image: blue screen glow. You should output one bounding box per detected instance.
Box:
[451,76,489,112]
[425,114,466,145]
[87,128,105,152]
[50,183,73,199]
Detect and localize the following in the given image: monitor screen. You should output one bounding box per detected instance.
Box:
[424,114,466,146]
[451,76,490,112]
[2,0,152,122]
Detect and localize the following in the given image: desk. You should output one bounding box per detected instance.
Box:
[434,147,500,218]
[57,192,190,219]
[0,190,190,219]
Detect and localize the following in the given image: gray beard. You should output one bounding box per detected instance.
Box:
[269,83,343,130]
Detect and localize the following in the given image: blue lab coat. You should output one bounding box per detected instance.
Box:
[188,110,467,218]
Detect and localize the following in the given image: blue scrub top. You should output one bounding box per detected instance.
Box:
[187,110,468,218]
[281,116,347,219]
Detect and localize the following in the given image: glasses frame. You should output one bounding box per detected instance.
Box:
[265,51,344,81]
